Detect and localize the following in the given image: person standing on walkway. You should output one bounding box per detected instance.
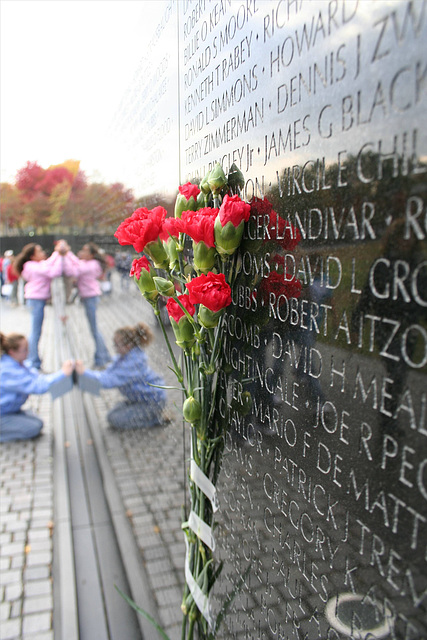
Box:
[6,257,20,305]
[75,322,166,429]
[14,241,69,369]
[63,242,111,368]
[1,250,13,293]
[0,332,74,442]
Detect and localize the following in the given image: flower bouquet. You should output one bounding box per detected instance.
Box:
[114,162,250,639]
[114,163,301,639]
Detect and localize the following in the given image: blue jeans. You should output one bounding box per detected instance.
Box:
[0,410,43,442]
[27,298,46,369]
[81,296,111,366]
[107,395,166,430]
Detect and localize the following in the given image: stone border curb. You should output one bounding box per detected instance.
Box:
[82,394,163,640]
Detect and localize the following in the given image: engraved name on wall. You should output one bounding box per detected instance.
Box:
[179,1,427,637]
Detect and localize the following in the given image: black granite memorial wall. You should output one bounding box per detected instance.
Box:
[178,1,427,637]
[120,1,427,637]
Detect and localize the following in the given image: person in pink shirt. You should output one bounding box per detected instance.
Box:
[64,242,111,367]
[14,241,69,369]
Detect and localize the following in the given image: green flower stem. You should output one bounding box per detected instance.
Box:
[178,243,187,281]
[155,308,186,392]
[208,320,224,371]
[187,607,196,640]
[181,616,187,640]
[207,328,215,351]
[175,297,202,340]
[191,421,200,467]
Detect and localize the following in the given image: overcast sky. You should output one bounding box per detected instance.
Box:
[1,0,161,190]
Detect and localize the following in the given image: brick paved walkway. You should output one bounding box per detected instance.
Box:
[1,303,55,640]
[0,273,188,640]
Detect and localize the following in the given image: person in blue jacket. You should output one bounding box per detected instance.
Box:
[76,322,167,429]
[0,332,74,442]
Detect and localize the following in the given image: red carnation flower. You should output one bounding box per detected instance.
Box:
[249,197,273,218]
[187,272,232,313]
[161,216,183,241]
[180,208,218,247]
[166,294,195,323]
[130,256,151,279]
[218,194,250,227]
[259,271,302,305]
[250,198,301,250]
[272,214,301,251]
[115,206,167,253]
[179,182,200,200]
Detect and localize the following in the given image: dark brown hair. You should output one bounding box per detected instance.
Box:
[83,242,107,272]
[114,323,153,349]
[14,243,37,275]
[0,332,26,354]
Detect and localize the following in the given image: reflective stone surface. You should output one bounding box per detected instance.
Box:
[179,1,427,637]
[111,1,180,208]
[116,1,427,636]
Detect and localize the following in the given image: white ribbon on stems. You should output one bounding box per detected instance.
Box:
[183,440,219,626]
[184,536,215,629]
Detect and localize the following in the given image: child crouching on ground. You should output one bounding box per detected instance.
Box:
[0,332,74,442]
[75,323,166,429]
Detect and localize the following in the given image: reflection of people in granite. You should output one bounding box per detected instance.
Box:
[257,250,334,415]
[351,218,426,432]
[291,273,334,406]
[75,322,167,429]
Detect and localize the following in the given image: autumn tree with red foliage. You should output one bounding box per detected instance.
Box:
[15,162,46,202]
[1,160,135,234]
[0,183,24,231]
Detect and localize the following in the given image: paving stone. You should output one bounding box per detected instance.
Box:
[31,509,52,520]
[0,497,12,512]
[0,570,22,586]
[0,601,11,622]
[160,602,184,626]
[22,611,52,635]
[33,497,53,509]
[0,532,12,544]
[22,594,53,615]
[26,540,52,554]
[26,633,54,640]
[0,618,21,639]
[143,545,171,561]
[131,513,155,527]
[24,580,52,598]
[16,510,31,521]
[144,558,174,576]
[11,530,27,543]
[164,624,181,640]
[23,566,50,581]
[10,555,25,570]
[5,583,23,601]
[10,600,22,618]
[0,513,19,525]
[2,542,25,556]
[12,499,32,511]
[156,586,182,608]
[26,551,51,568]
[4,519,27,533]
[27,529,51,542]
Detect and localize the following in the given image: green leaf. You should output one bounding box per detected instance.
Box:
[115,585,171,640]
